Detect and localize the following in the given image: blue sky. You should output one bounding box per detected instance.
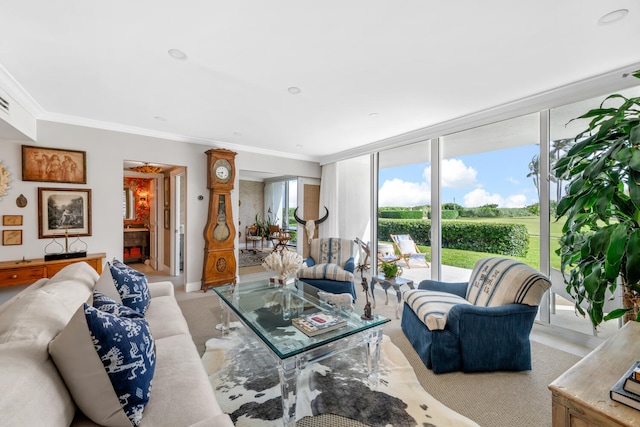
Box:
[378,145,541,208]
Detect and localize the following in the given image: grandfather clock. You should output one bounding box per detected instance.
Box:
[201,148,237,291]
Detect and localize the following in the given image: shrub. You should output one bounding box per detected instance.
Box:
[379,209,423,219]
[378,219,528,257]
[428,210,459,219]
[442,222,529,257]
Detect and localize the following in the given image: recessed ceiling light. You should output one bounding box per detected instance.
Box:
[154,116,166,122]
[369,113,379,119]
[288,87,301,95]
[168,49,188,60]
[598,9,629,25]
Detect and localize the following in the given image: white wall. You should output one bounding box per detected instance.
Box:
[0,120,321,300]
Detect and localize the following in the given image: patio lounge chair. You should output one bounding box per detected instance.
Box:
[390,234,429,268]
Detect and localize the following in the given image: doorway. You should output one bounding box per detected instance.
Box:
[124,161,185,286]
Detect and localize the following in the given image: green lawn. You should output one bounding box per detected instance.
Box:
[383,215,565,270]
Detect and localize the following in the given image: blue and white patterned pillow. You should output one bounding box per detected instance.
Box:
[85,304,155,425]
[93,290,143,319]
[49,303,156,427]
[108,261,151,316]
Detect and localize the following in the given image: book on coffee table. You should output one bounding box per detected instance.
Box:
[292,312,347,337]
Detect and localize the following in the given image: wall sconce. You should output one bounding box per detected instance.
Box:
[139,193,148,209]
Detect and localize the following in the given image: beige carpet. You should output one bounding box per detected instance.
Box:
[178,286,581,427]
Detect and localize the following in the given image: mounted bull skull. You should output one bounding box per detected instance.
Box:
[293,206,329,244]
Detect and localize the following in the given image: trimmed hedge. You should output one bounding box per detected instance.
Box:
[379,209,423,219]
[429,210,459,219]
[378,219,529,257]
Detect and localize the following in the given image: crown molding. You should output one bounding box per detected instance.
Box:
[319,61,640,166]
[0,64,45,118]
[40,112,320,162]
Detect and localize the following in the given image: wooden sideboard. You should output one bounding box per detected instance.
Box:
[549,321,640,427]
[0,253,106,288]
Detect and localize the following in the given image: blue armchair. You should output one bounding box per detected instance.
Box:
[296,237,357,300]
[401,257,551,374]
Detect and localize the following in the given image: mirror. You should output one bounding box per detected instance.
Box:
[123,186,135,220]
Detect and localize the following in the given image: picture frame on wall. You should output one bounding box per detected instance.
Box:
[22,145,87,184]
[38,187,92,238]
[2,215,23,226]
[2,230,22,246]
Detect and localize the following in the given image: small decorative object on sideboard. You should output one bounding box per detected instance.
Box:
[43,228,87,261]
[610,361,640,410]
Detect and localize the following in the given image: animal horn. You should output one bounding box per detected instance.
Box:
[316,206,329,224]
[293,207,306,225]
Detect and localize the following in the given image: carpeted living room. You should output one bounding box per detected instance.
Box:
[164,252,582,427]
[2,3,639,427]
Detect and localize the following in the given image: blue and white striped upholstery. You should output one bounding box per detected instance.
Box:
[309,238,355,266]
[297,263,354,282]
[465,257,551,307]
[403,289,471,330]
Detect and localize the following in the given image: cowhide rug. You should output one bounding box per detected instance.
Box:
[202,328,479,427]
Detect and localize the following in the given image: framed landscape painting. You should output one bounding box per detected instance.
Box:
[38,187,92,238]
[22,145,87,184]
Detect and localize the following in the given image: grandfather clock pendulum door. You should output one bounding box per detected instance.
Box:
[201,148,237,291]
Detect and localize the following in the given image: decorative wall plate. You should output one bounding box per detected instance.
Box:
[0,161,10,200]
[16,194,27,208]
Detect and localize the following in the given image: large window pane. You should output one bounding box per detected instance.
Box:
[440,114,540,282]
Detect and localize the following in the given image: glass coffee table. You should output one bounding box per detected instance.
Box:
[214,279,390,427]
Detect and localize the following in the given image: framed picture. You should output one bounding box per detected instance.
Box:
[2,230,22,246]
[164,209,170,230]
[2,215,23,226]
[22,145,87,184]
[38,188,92,238]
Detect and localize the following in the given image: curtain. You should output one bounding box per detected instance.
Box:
[319,157,371,243]
[264,181,284,227]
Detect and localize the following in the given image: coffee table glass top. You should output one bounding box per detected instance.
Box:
[214,279,389,359]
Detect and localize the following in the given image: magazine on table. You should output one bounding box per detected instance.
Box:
[292,311,347,337]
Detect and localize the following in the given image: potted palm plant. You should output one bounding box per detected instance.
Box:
[554,71,640,328]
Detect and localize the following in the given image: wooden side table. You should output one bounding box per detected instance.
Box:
[370,274,414,319]
[0,253,106,288]
[549,321,640,427]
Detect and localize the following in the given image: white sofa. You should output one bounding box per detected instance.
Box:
[0,262,233,427]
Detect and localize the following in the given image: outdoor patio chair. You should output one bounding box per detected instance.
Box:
[401,257,551,373]
[390,234,429,268]
[354,237,402,271]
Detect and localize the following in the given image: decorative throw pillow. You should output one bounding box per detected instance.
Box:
[93,290,143,319]
[49,304,155,427]
[297,263,354,282]
[107,261,151,316]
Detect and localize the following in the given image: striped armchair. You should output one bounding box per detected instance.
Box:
[296,238,357,300]
[401,257,551,373]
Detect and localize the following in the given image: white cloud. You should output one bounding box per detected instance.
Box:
[507,176,520,184]
[462,189,527,208]
[424,159,478,188]
[378,178,430,207]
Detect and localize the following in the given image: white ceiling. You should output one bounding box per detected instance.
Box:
[1,1,640,163]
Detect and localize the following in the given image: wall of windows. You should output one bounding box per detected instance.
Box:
[332,79,640,340]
